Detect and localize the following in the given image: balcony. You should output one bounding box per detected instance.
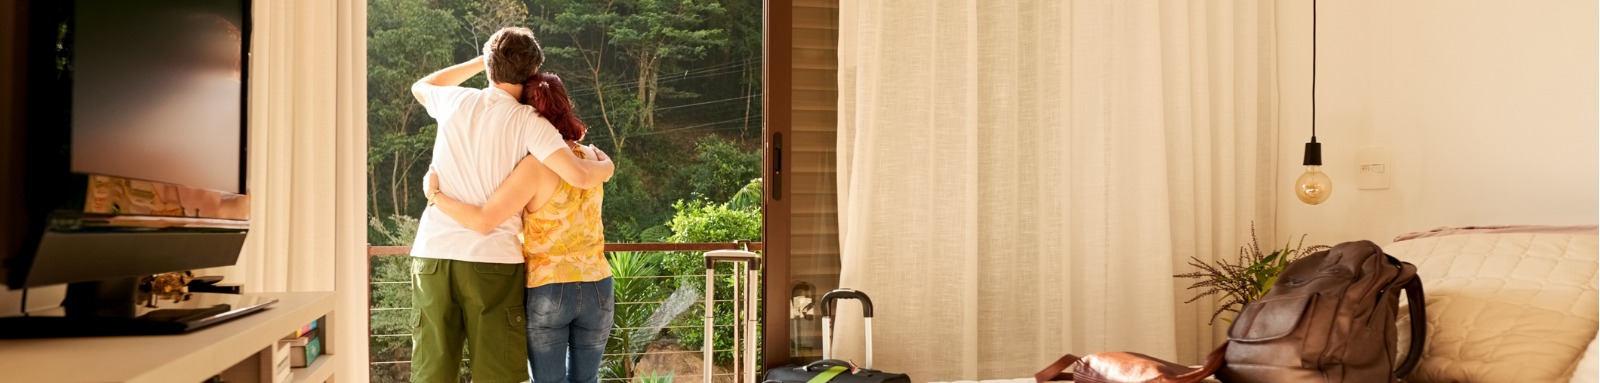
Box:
[367,242,763,383]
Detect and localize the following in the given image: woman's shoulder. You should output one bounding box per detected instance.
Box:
[571,143,595,159]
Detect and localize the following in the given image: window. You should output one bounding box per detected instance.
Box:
[365,0,766,381]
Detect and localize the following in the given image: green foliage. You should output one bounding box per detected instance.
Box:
[1174,224,1331,324]
[368,254,416,383]
[637,372,675,383]
[369,214,421,247]
[535,0,732,152]
[726,178,763,212]
[657,187,764,365]
[682,137,763,203]
[602,135,761,243]
[603,251,669,380]
[367,0,456,227]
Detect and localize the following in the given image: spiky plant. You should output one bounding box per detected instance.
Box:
[1174,224,1330,324]
[636,372,675,383]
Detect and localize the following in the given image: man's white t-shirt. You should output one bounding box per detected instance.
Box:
[409,86,567,264]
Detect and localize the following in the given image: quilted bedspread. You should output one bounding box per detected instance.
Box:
[1387,226,1599,383]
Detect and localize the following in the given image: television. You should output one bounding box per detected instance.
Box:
[0,0,272,337]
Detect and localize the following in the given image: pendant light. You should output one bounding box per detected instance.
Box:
[1296,0,1333,205]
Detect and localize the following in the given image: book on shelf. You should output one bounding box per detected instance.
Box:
[291,316,322,338]
[279,315,326,368]
[280,333,322,368]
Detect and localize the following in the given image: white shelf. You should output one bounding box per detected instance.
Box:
[292,353,339,383]
[0,292,336,383]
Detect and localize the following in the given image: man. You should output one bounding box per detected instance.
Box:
[407,27,614,383]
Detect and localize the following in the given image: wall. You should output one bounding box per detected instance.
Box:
[1275,0,1598,245]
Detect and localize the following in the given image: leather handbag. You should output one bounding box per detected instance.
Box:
[1033,344,1226,383]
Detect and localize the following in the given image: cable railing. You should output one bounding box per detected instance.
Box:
[367,242,763,383]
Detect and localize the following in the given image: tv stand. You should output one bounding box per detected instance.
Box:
[0,292,338,383]
[62,276,145,317]
[0,277,277,338]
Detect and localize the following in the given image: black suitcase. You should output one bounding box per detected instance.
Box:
[762,289,911,383]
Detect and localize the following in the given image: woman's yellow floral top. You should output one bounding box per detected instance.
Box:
[519,144,610,288]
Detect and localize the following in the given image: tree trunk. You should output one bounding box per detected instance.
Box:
[389,153,402,224]
[644,57,659,130]
[636,52,651,132]
[741,74,753,141]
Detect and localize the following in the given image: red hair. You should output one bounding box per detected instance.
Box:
[521,72,586,141]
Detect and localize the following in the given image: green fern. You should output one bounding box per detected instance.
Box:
[1174,223,1330,324]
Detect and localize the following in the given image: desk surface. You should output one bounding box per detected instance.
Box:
[0,291,335,383]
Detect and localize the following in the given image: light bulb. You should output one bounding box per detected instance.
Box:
[1295,166,1332,205]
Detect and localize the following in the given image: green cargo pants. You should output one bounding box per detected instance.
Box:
[410,257,529,383]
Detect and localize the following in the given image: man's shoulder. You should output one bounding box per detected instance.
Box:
[447,86,491,100]
[485,104,552,133]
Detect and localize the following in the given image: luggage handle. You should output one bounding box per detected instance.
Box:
[802,359,853,372]
[819,289,875,369]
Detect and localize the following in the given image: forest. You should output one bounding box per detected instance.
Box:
[366,0,765,381]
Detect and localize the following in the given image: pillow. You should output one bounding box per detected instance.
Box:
[1390,226,1598,383]
[1572,336,1598,383]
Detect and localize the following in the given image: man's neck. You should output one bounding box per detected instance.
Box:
[491,82,523,101]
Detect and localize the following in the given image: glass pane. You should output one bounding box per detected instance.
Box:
[366,0,764,381]
[783,0,841,364]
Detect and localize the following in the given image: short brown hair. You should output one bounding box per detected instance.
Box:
[483,27,543,84]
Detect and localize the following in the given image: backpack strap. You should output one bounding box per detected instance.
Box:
[1394,277,1427,378]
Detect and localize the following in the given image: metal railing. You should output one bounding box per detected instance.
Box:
[367,242,762,383]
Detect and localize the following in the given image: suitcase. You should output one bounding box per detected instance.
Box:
[704,249,763,383]
[762,289,912,383]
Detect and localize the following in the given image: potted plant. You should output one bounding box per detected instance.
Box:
[1174,224,1329,323]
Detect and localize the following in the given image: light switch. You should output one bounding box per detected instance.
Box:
[1356,147,1391,190]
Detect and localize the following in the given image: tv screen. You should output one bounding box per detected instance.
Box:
[1,0,252,291]
[69,0,245,194]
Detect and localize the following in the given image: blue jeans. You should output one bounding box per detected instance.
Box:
[526,277,615,383]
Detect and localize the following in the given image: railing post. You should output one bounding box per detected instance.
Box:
[704,249,761,383]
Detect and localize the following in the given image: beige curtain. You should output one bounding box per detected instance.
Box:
[835,1,1278,380]
[206,0,370,380]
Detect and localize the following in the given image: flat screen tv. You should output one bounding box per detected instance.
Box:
[0,0,271,337]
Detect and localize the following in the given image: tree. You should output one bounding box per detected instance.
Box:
[534,0,729,155]
[682,136,762,203]
[454,0,529,55]
[367,0,457,233]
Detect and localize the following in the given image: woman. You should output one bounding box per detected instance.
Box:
[425,72,612,383]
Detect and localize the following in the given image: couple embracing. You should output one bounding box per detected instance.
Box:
[408,27,616,383]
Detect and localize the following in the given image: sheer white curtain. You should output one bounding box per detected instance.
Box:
[205,0,369,380]
[834,1,1278,380]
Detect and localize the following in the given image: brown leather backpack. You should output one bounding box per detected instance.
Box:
[1216,240,1426,383]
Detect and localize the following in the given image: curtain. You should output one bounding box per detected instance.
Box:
[205,0,369,380]
[835,1,1278,380]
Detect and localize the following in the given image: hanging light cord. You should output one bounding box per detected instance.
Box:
[1312,0,1317,141]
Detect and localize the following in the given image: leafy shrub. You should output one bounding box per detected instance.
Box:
[658,179,763,365]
